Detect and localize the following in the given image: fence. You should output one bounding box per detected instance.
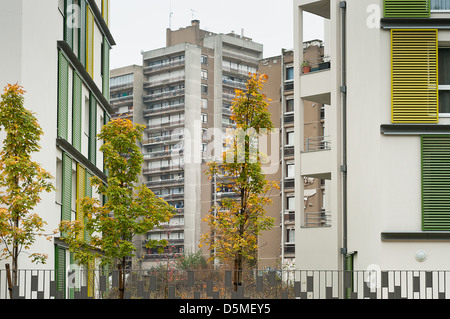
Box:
[2,268,450,299]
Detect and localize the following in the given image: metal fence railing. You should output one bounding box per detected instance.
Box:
[2,268,450,299]
[305,136,331,152]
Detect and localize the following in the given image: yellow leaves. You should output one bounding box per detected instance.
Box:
[4,83,25,95]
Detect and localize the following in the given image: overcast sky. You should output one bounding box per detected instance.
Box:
[109,0,324,69]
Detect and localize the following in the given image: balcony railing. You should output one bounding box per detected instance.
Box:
[145,178,184,188]
[302,57,331,74]
[142,164,184,174]
[143,59,185,74]
[142,134,184,145]
[4,268,450,299]
[143,89,185,102]
[304,211,331,228]
[305,136,331,152]
[143,104,185,117]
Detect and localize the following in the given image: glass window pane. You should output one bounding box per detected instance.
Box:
[439,48,450,85]
[439,90,450,113]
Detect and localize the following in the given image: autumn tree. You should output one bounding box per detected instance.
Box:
[201,73,278,289]
[0,84,55,286]
[59,118,174,298]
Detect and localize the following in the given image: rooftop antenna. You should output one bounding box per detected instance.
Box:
[191,8,198,20]
[169,1,173,29]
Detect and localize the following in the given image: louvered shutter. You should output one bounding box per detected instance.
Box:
[58,51,70,140]
[103,111,110,176]
[72,72,82,152]
[55,246,66,298]
[391,29,438,123]
[79,0,87,67]
[384,0,430,18]
[62,153,72,222]
[422,135,450,230]
[89,94,97,165]
[76,164,86,240]
[64,0,74,50]
[102,37,111,102]
[86,6,94,78]
[84,171,93,243]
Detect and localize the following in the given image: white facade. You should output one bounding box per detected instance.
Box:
[0,0,113,280]
[294,0,450,272]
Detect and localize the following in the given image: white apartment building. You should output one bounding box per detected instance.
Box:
[0,0,114,298]
[294,0,450,273]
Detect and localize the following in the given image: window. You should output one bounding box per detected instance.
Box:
[286,229,295,243]
[201,55,208,65]
[286,99,294,113]
[287,196,295,211]
[201,69,208,80]
[431,0,450,11]
[421,135,450,230]
[286,131,294,146]
[286,163,295,178]
[439,48,450,114]
[201,85,208,95]
[201,113,208,124]
[286,66,294,81]
[201,99,208,109]
[391,29,438,123]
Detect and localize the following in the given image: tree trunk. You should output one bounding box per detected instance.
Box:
[118,257,126,299]
[12,216,19,287]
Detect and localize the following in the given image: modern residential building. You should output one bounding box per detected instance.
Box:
[120,20,265,269]
[0,0,114,297]
[294,0,450,274]
[259,45,326,270]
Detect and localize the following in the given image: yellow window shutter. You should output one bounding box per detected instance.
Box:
[86,6,94,78]
[76,164,86,240]
[391,29,438,123]
[102,0,109,26]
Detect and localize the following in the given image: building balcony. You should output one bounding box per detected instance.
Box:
[284,146,295,158]
[143,59,185,74]
[284,211,295,224]
[222,49,260,65]
[222,65,254,77]
[110,95,133,106]
[300,67,331,105]
[298,0,330,19]
[142,164,184,174]
[300,136,331,179]
[304,211,331,228]
[143,76,185,89]
[142,134,184,146]
[222,79,247,90]
[143,89,185,103]
[110,82,133,93]
[144,120,185,132]
[143,104,185,117]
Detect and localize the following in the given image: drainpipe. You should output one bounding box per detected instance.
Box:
[280,49,286,266]
[339,0,348,270]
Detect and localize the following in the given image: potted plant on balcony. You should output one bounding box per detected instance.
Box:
[302,60,311,74]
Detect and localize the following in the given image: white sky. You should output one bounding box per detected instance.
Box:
[110,0,324,69]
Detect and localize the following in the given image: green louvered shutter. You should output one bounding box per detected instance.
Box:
[79,0,87,67]
[384,0,431,18]
[61,153,72,222]
[58,51,70,140]
[89,94,97,166]
[103,111,110,176]
[72,72,82,152]
[55,246,66,298]
[102,37,111,102]
[422,135,450,230]
[64,0,74,50]
[84,171,93,243]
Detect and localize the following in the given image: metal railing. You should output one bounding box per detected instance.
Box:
[305,136,331,152]
[3,268,450,299]
[304,211,331,227]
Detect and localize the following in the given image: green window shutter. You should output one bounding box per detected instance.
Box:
[422,135,450,230]
[58,51,70,140]
[84,171,93,243]
[62,152,72,222]
[391,29,438,123]
[344,254,354,299]
[79,0,87,67]
[102,37,111,102]
[384,0,430,18]
[55,246,66,298]
[89,93,97,166]
[72,72,82,152]
[64,0,74,50]
[76,164,86,240]
[103,110,110,176]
